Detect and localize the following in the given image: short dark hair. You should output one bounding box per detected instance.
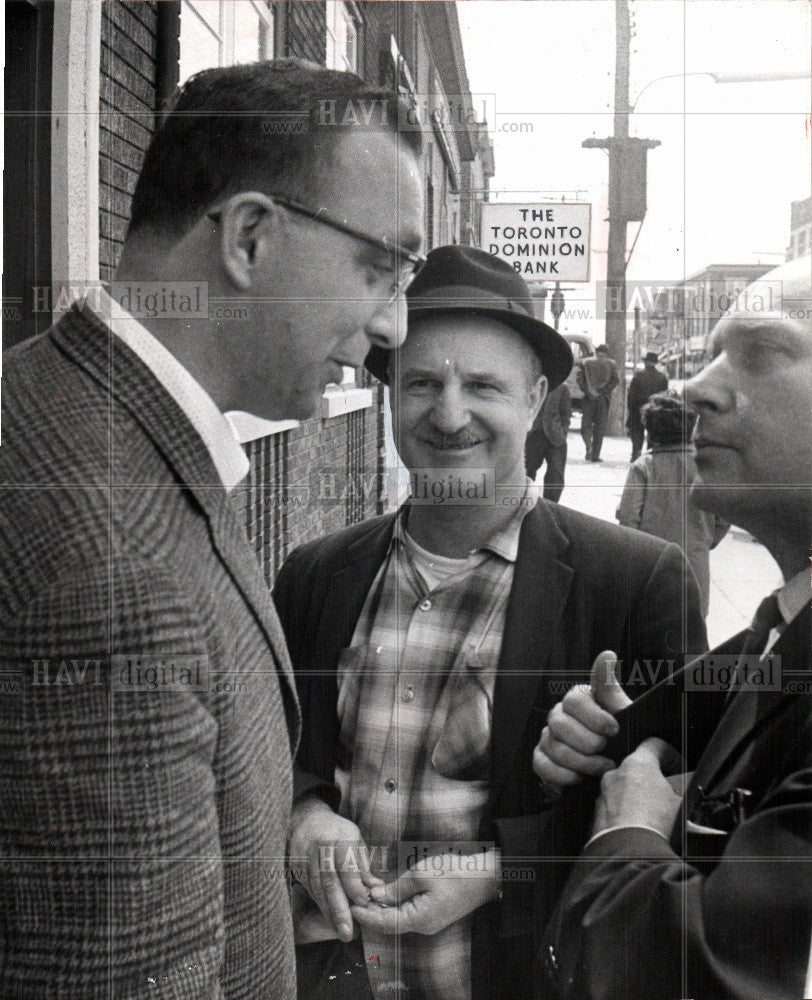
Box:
[129,58,423,236]
[595,344,609,354]
[642,392,697,447]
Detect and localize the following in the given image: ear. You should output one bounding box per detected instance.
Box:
[212,192,279,291]
[528,374,547,429]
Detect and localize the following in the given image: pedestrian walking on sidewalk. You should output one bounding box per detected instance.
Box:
[525,381,572,502]
[617,392,728,616]
[578,344,619,461]
[627,351,668,461]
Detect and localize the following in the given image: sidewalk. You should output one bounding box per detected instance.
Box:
[542,430,781,647]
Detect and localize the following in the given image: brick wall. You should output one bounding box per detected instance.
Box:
[237,402,382,587]
[99,1,159,280]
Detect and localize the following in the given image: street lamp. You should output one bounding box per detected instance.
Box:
[630,69,811,113]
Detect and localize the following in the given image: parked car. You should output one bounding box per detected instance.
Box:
[563,333,595,412]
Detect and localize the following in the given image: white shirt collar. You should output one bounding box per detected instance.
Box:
[86,289,250,492]
[776,566,811,626]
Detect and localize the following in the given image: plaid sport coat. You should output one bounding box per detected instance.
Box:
[0,305,300,999]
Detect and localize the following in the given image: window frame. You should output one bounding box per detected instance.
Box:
[179,0,277,86]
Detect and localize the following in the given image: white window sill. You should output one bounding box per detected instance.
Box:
[225,411,300,444]
[320,385,373,419]
[225,387,373,444]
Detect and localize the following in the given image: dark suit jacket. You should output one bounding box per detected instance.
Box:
[627,366,668,432]
[530,384,573,448]
[0,306,300,999]
[273,501,707,1000]
[540,604,811,1000]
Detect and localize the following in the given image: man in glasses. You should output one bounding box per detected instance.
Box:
[274,246,705,999]
[0,60,422,999]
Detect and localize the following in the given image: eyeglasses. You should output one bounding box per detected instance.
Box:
[208,195,426,304]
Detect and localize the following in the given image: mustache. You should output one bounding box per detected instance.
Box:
[421,428,484,449]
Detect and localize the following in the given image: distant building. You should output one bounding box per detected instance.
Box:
[4,0,493,583]
[786,195,811,261]
[646,262,772,379]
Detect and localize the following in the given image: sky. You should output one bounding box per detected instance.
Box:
[457,0,812,338]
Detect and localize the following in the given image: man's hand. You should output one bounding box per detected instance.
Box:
[288,797,382,942]
[350,849,502,938]
[591,737,684,840]
[533,651,631,787]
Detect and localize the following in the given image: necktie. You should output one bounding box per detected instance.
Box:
[740,591,783,656]
[725,591,783,706]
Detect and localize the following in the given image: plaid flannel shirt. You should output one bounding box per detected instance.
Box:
[335,498,535,1000]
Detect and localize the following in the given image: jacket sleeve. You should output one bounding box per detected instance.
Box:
[0,559,226,1000]
[273,547,342,811]
[616,463,647,529]
[560,385,573,429]
[540,705,812,999]
[606,361,620,393]
[494,540,706,938]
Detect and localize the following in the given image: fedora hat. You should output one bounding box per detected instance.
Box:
[365,245,573,389]
[644,351,660,364]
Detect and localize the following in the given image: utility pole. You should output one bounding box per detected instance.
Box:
[583,0,659,434]
[607,0,630,433]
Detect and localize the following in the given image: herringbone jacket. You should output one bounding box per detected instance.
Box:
[0,305,300,999]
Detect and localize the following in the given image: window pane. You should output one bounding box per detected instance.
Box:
[325,0,357,73]
[179,0,222,85]
[233,1,274,64]
[187,0,220,32]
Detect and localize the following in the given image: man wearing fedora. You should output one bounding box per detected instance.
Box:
[578,344,620,463]
[626,351,669,461]
[274,246,705,1000]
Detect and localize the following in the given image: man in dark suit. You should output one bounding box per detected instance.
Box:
[534,255,811,999]
[273,246,705,1000]
[525,381,572,502]
[578,344,620,462]
[0,61,423,998]
[626,351,668,461]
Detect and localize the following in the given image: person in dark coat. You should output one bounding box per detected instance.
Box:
[626,351,669,460]
[578,344,619,461]
[525,381,572,502]
[274,246,706,1000]
[533,255,812,1000]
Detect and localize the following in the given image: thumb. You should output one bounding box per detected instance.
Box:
[590,650,632,714]
[368,869,420,907]
[634,736,684,776]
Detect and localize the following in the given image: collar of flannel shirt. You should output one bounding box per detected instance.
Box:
[394,483,538,566]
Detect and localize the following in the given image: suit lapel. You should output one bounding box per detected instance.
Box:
[314,515,396,672]
[683,605,810,817]
[491,503,574,802]
[51,306,301,738]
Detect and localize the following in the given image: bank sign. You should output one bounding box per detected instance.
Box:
[481,202,591,282]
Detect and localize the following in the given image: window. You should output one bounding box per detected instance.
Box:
[324,1,361,386]
[179,0,275,85]
[325,1,358,73]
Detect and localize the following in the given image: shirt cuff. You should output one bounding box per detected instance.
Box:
[585,824,671,849]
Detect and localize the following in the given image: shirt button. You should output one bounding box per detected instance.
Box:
[384,779,397,793]
[401,686,414,702]
[418,598,432,611]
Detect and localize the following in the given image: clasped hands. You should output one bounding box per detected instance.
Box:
[289,797,500,943]
[533,650,685,840]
